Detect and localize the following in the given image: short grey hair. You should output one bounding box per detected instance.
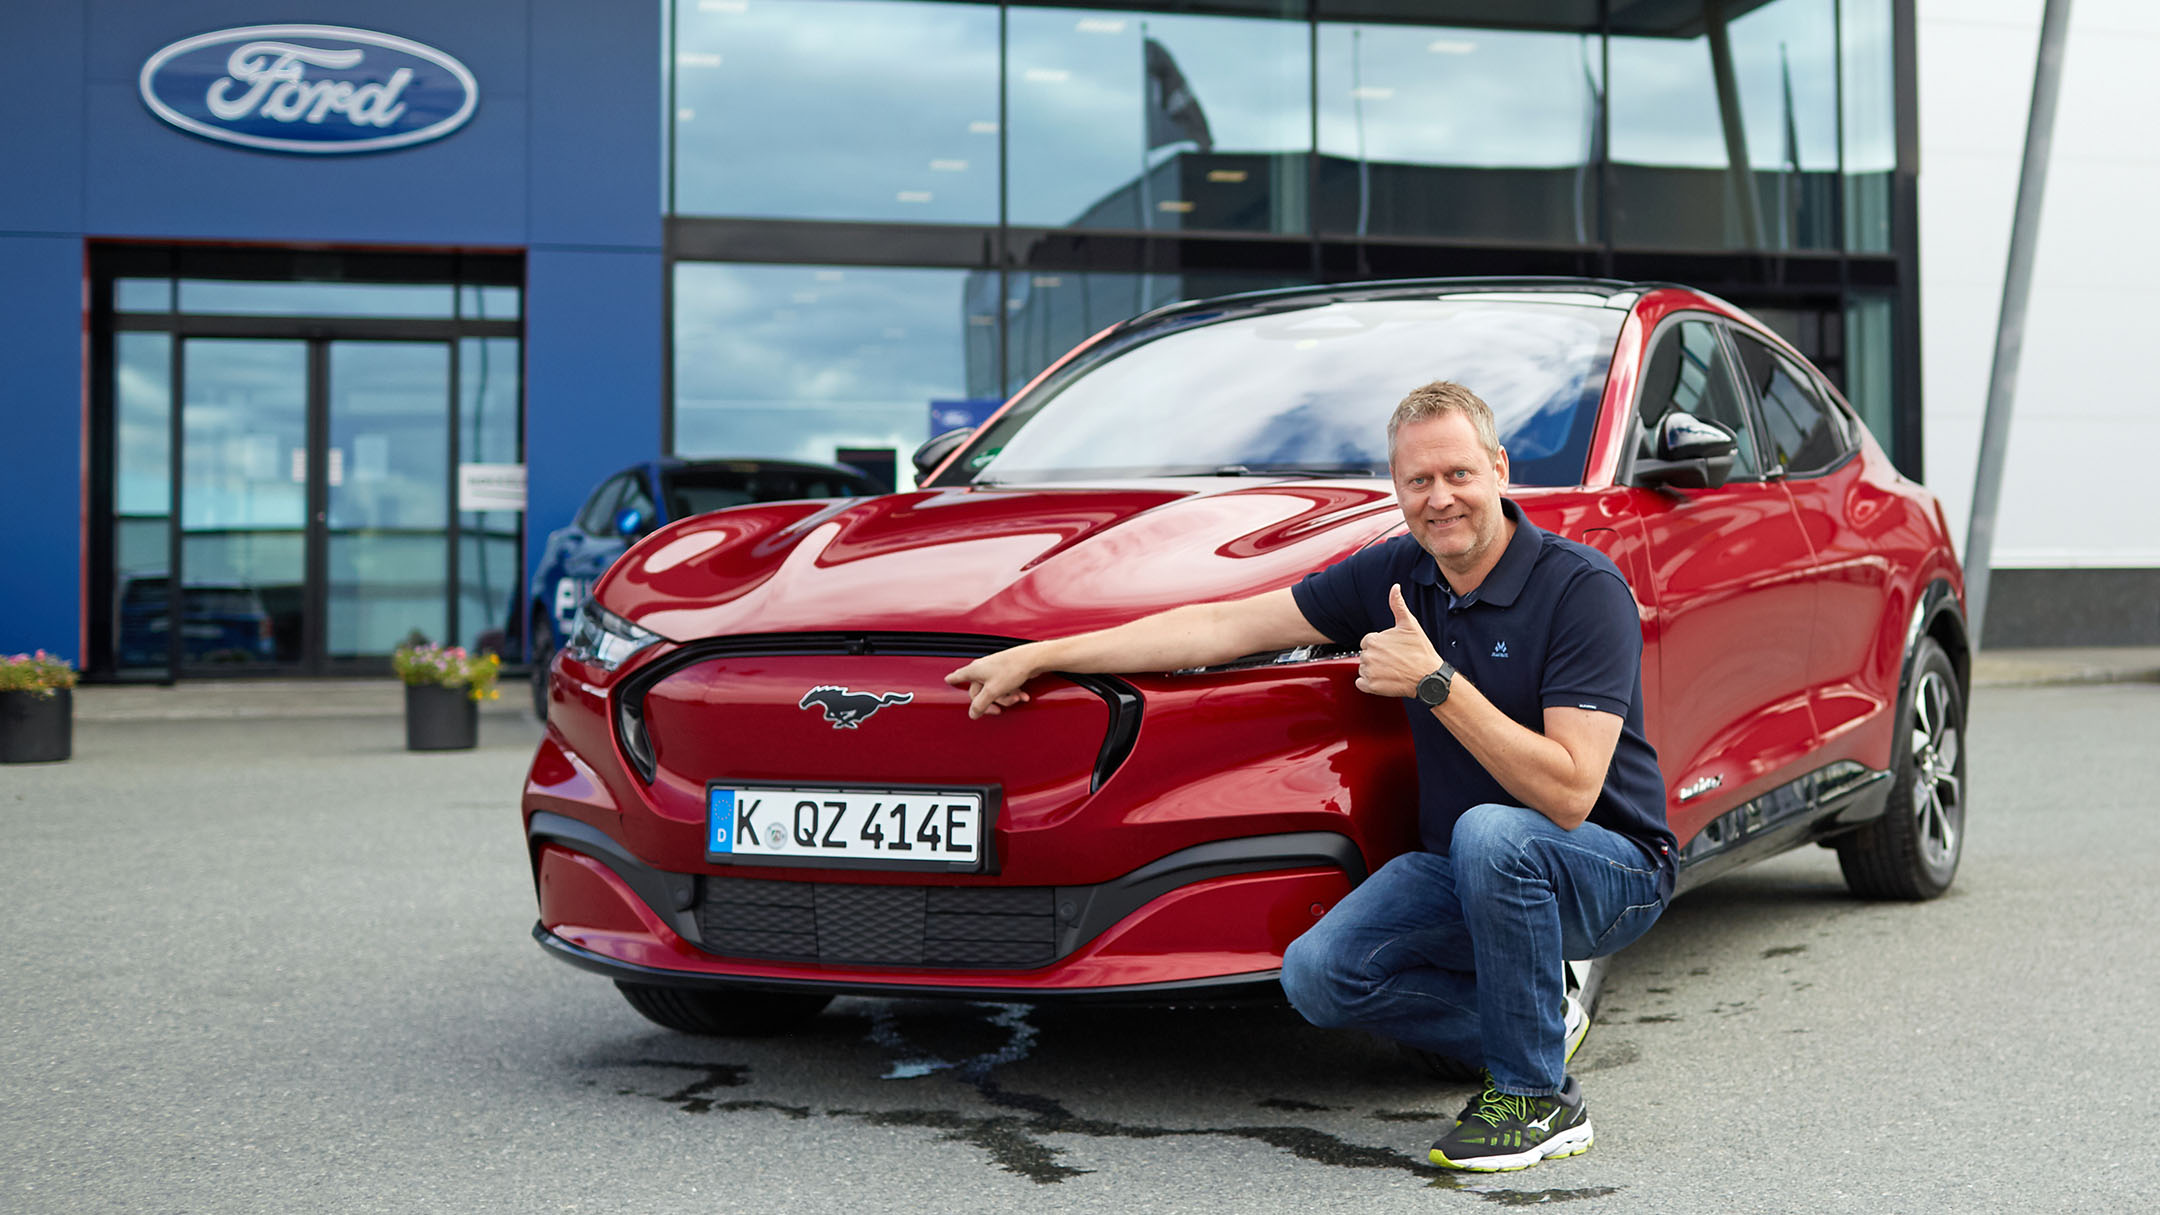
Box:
[1387,381,1500,461]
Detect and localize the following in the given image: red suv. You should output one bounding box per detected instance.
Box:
[523,279,1969,1036]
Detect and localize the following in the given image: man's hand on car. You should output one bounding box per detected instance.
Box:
[946,648,1037,718]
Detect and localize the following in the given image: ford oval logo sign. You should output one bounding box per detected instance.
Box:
[139,25,477,154]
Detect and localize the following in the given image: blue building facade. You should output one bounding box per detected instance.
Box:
[0,0,1923,678]
[0,1,661,675]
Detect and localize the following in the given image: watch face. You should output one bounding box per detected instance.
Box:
[1419,670,1450,705]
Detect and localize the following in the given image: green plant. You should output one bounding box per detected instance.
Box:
[0,651,78,697]
[391,640,502,702]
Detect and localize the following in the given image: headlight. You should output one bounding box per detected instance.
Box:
[564,600,663,671]
[1170,643,1357,676]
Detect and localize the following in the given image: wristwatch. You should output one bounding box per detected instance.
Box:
[1416,661,1456,707]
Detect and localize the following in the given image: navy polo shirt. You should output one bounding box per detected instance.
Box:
[1292,499,1674,893]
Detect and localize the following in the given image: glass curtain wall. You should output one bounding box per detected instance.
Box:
[1006,4,1310,234]
[1841,0,1897,253]
[667,0,1907,477]
[1608,0,1839,251]
[1314,15,1603,244]
[672,263,993,467]
[672,0,1002,224]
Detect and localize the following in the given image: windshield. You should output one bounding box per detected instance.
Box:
[664,466,868,517]
[955,298,1621,487]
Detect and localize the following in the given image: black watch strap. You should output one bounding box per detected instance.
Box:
[1416,660,1455,707]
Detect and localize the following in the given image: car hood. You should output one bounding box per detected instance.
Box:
[598,481,1415,643]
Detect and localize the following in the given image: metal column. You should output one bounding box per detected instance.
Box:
[1966,0,2073,648]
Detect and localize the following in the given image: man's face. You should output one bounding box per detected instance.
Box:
[1389,412,1510,571]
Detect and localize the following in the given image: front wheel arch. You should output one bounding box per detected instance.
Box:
[1836,634,1965,899]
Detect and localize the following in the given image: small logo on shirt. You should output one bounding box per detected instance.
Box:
[1491,640,1510,658]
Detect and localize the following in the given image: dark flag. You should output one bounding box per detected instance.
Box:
[1779,43,1801,246]
[1573,35,1605,245]
[1144,37,1212,153]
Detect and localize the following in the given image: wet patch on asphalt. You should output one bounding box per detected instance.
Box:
[610,1059,750,1113]
[1370,1108,1449,1123]
[1256,1097,1339,1112]
[591,1002,1626,1202]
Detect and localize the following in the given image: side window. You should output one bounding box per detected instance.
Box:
[1635,318,1760,480]
[1731,332,1854,477]
[575,474,630,534]
[618,472,658,530]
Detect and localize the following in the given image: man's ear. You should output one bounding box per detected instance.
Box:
[1495,446,1510,485]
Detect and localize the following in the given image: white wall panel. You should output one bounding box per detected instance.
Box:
[1917,0,2160,570]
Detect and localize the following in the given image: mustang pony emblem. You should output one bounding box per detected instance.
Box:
[799,685,914,729]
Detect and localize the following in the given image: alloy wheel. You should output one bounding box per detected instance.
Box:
[1908,667,1962,874]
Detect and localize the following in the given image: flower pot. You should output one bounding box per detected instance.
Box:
[404,684,478,751]
[0,688,72,763]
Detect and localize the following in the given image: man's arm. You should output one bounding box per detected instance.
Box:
[945,588,1328,719]
[1356,584,1620,829]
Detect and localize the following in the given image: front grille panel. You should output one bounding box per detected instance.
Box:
[697,876,1057,969]
[699,879,817,959]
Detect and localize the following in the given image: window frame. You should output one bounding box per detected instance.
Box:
[576,473,635,535]
[1625,311,1765,487]
[1725,324,1860,480]
[618,469,660,529]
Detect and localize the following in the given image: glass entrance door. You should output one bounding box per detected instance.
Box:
[179,338,310,669]
[168,338,456,673]
[326,342,452,660]
[93,254,525,682]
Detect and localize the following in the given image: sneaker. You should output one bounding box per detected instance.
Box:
[1563,993,1590,1065]
[1442,999,1589,1126]
[1454,1073,1499,1125]
[1429,1075,1593,1172]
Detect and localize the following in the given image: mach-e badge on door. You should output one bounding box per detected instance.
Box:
[139,26,478,154]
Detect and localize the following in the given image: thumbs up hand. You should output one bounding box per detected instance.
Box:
[1355,583,1442,699]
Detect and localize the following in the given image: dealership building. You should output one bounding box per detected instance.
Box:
[0,0,2147,681]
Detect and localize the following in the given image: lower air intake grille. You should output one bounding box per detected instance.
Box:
[696,877,1057,969]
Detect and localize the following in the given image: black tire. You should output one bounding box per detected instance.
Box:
[614,982,832,1037]
[1836,636,1966,900]
[529,609,554,722]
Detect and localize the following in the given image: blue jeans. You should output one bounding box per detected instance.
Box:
[1280,804,1666,1096]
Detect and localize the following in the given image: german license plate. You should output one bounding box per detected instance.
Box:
[706,784,987,871]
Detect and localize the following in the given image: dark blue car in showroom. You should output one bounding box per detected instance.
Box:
[510,458,879,715]
[117,578,280,667]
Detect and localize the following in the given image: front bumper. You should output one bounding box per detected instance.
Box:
[533,925,1291,1004]
[528,810,1364,1000]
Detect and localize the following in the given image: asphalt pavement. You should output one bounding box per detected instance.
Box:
[3,651,2157,1213]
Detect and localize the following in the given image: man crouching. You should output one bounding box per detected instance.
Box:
[947,380,1673,1172]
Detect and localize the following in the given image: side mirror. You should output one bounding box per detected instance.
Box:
[613,505,647,538]
[1633,412,1738,491]
[912,427,973,479]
